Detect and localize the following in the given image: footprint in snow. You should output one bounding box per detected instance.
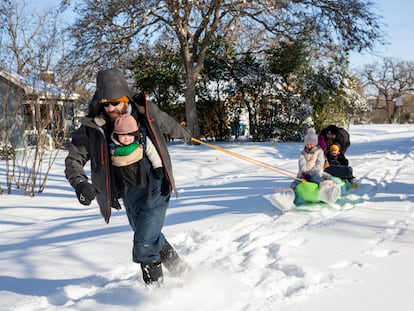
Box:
[367,248,398,258]
[330,260,372,269]
[285,237,307,247]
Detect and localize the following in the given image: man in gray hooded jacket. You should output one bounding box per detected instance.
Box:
[65,68,192,285]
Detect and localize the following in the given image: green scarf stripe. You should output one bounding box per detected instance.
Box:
[114,143,139,156]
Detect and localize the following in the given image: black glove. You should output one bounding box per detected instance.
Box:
[161,177,171,196]
[75,182,97,205]
[301,173,312,182]
[154,167,165,179]
[154,167,170,196]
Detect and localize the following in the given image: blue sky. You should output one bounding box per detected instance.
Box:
[349,0,414,68]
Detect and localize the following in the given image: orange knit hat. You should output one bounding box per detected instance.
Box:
[99,95,129,104]
[330,144,340,152]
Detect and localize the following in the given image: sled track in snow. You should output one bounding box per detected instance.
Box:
[352,150,413,200]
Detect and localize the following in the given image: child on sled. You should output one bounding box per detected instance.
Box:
[270,128,341,211]
[324,142,357,188]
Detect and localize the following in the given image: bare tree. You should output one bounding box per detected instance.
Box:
[359,57,414,123]
[62,0,383,138]
[0,0,67,74]
[0,0,76,195]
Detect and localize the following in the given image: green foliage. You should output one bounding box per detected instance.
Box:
[264,39,313,140]
[266,39,310,82]
[230,52,272,141]
[197,35,235,140]
[271,92,312,142]
[131,42,184,111]
[59,0,384,139]
[201,35,235,81]
[130,36,366,141]
[303,56,367,131]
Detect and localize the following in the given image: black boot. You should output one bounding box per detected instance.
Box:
[160,240,190,277]
[140,262,163,285]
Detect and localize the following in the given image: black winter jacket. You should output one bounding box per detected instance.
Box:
[320,125,350,154]
[65,94,191,223]
[326,153,349,166]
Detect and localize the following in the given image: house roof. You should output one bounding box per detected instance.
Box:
[0,69,79,101]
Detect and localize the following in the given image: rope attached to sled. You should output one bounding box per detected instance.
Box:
[191,137,304,182]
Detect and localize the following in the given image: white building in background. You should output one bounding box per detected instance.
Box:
[0,69,79,150]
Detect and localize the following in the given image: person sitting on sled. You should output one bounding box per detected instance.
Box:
[270,128,341,211]
[324,142,356,185]
[325,143,349,167]
[291,128,341,204]
[319,124,350,154]
[290,127,325,189]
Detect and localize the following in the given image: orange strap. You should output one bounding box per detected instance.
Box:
[191,137,303,182]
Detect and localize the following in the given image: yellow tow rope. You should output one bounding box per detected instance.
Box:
[191,137,303,182]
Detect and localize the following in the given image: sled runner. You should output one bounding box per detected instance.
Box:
[269,177,351,212]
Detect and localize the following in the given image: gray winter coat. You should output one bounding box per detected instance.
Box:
[65,94,191,223]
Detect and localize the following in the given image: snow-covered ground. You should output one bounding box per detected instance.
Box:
[1,124,413,311]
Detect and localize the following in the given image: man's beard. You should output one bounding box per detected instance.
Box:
[107,105,128,121]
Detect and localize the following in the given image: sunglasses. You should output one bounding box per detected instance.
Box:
[102,101,122,107]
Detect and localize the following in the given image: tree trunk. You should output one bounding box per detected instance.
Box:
[385,99,393,123]
[184,69,200,139]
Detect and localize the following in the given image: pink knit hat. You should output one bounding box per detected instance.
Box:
[113,114,139,134]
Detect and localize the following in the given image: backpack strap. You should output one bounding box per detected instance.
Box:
[139,124,147,153]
